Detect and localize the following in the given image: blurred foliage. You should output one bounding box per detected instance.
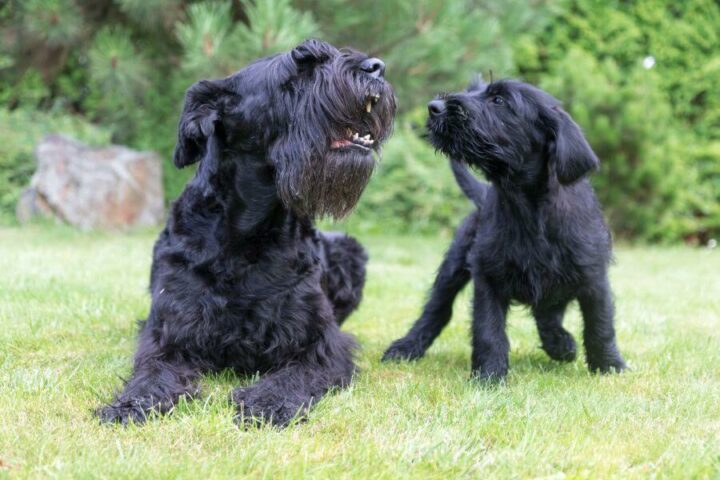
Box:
[0,109,111,221]
[536,49,683,241]
[0,0,718,242]
[298,0,559,111]
[518,0,720,243]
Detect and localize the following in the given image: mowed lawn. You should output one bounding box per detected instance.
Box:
[1,226,719,479]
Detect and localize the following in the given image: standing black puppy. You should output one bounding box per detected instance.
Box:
[98,39,396,426]
[383,79,625,381]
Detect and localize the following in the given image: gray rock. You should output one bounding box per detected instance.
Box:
[17,135,165,229]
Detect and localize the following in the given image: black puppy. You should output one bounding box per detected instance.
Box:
[98,39,396,426]
[383,79,625,380]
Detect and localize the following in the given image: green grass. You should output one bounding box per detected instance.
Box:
[1,226,719,479]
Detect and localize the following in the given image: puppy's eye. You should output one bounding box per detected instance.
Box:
[492,96,505,105]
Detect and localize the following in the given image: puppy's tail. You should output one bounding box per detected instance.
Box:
[451,159,487,209]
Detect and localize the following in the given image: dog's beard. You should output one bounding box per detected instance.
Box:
[276,149,376,220]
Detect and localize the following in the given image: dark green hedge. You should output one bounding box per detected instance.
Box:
[1,0,718,242]
[517,0,720,243]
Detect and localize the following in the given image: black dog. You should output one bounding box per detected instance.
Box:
[383,79,625,380]
[98,39,396,426]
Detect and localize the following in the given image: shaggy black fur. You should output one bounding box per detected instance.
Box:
[97,39,396,427]
[383,79,626,380]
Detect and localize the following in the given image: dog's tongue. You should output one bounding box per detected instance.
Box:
[331,139,352,149]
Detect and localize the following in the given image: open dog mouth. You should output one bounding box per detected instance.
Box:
[330,93,381,151]
[331,129,375,150]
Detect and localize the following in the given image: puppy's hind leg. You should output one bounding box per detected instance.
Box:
[231,324,356,428]
[382,214,477,362]
[533,302,577,362]
[97,326,200,425]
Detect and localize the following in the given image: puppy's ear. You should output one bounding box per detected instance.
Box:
[549,107,599,184]
[173,79,229,168]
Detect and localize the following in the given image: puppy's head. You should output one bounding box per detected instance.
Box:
[427,79,598,187]
[174,39,397,219]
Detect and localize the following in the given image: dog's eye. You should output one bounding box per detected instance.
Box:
[492,96,505,106]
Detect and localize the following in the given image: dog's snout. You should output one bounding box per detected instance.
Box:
[428,99,446,117]
[360,58,385,78]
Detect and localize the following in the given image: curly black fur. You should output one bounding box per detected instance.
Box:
[97,39,396,427]
[383,79,625,380]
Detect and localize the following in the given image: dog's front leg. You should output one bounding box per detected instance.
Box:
[231,326,356,428]
[578,274,626,373]
[382,215,475,362]
[97,329,200,425]
[533,302,577,362]
[471,276,510,381]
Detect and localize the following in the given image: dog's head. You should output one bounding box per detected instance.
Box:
[174,39,396,219]
[426,79,598,187]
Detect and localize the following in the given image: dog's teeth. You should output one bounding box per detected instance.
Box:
[368,139,374,145]
[365,100,372,113]
[362,134,370,141]
[353,132,359,140]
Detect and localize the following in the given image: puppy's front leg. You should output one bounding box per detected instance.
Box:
[231,326,355,428]
[471,276,510,381]
[578,273,626,373]
[533,302,577,362]
[382,215,475,362]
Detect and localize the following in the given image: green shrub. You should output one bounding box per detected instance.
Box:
[300,0,557,112]
[1,0,556,231]
[534,49,685,241]
[3,0,718,242]
[517,0,720,242]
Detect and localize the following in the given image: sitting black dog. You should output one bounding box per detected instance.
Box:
[383,79,625,380]
[98,39,396,426]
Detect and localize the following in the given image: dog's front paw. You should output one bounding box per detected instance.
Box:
[230,387,308,428]
[381,338,427,362]
[96,401,148,426]
[540,328,577,362]
[471,354,509,383]
[471,365,509,384]
[586,344,627,374]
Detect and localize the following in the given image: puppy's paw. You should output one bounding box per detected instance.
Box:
[586,344,627,374]
[471,367,508,384]
[541,329,577,362]
[588,356,627,374]
[96,401,148,426]
[381,338,426,362]
[230,387,308,429]
[471,355,509,383]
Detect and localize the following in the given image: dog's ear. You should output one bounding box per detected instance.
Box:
[548,107,599,184]
[291,39,332,68]
[173,79,229,168]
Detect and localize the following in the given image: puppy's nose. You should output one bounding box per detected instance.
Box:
[360,58,385,78]
[428,99,446,117]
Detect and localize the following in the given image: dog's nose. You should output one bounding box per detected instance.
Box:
[428,99,446,117]
[360,58,385,78]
